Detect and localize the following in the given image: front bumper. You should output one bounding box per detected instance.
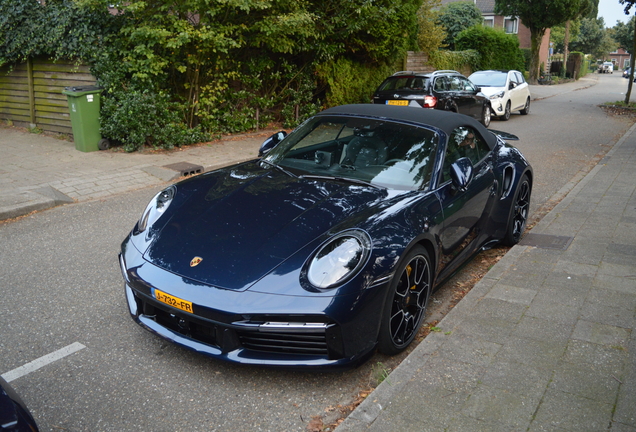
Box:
[119,243,388,368]
[490,98,505,115]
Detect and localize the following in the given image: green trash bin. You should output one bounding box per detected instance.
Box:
[62,85,103,152]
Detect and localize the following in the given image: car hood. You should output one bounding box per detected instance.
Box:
[143,163,389,291]
[476,85,506,97]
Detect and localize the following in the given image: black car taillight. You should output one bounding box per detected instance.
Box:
[424,95,437,108]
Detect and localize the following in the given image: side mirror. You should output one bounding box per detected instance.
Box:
[259,131,287,157]
[509,82,517,90]
[450,157,474,192]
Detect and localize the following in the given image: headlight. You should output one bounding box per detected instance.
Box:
[489,91,505,100]
[306,230,371,289]
[135,186,176,234]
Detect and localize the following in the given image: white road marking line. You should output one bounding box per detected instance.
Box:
[1,342,86,383]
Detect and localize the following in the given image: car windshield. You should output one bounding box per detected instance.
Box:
[263,116,439,190]
[469,72,508,87]
[377,76,429,91]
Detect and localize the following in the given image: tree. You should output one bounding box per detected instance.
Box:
[619,0,636,103]
[495,0,585,83]
[437,1,482,50]
[593,28,618,59]
[562,1,596,77]
[612,17,634,49]
[620,0,636,14]
[550,21,582,54]
[417,0,447,54]
[569,17,608,54]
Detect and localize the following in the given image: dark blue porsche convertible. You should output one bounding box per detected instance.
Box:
[119,104,532,368]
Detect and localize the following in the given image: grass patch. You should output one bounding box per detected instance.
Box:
[371,362,392,386]
[604,101,636,109]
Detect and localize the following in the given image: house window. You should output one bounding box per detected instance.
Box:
[483,17,494,27]
[504,17,518,34]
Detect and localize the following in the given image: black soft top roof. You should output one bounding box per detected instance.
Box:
[320,104,497,148]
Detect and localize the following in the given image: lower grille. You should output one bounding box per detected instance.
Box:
[133,292,339,358]
[237,330,329,356]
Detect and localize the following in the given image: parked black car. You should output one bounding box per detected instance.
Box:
[372,70,491,127]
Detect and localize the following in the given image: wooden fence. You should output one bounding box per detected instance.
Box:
[0,58,96,134]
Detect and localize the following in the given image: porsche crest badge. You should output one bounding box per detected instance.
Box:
[190,256,203,267]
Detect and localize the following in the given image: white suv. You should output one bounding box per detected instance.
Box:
[599,62,614,74]
[468,70,531,121]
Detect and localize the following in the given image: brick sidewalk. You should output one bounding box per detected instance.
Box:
[0,126,270,220]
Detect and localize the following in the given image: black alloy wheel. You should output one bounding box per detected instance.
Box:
[520,97,530,115]
[501,101,511,121]
[378,246,432,355]
[503,174,531,246]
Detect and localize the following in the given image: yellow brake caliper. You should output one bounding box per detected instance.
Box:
[407,265,416,290]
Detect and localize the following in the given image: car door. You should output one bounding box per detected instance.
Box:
[458,76,482,119]
[441,76,464,113]
[435,126,496,277]
[510,71,526,111]
[433,76,453,110]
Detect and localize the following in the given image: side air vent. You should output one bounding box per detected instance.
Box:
[501,165,515,199]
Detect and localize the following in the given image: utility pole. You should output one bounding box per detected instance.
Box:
[626,11,636,104]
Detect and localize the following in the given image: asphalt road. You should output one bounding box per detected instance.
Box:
[492,73,633,219]
[0,72,633,432]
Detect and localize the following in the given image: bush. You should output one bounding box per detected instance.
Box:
[101,90,209,152]
[279,73,322,129]
[455,25,525,71]
[315,58,398,107]
[429,50,480,75]
[196,57,321,132]
[2,0,422,150]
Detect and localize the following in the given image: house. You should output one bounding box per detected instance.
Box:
[441,0,551,68]
[607,47,631,70]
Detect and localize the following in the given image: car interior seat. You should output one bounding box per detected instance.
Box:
[343,134,388,168]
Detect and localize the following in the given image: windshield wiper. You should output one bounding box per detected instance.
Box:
[260,159,298,178]
[299,174,384,190]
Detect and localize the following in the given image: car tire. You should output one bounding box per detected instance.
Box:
[501,101,511,121]
[481,104,491,127]
[520,98,530,115]
[377,246,432,356]
[503,173,531,246]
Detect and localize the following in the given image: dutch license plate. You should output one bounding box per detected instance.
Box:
[155,289,193,313]
[387,100,408,106]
